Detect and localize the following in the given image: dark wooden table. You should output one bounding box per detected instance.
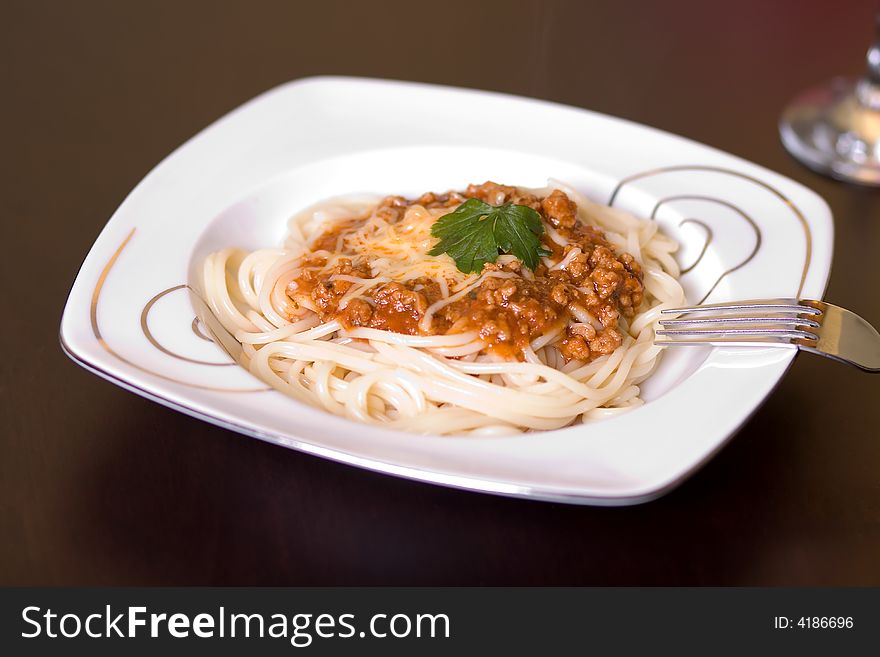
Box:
[3,0,879,585]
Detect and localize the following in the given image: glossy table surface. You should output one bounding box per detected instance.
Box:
[2,0,879,585]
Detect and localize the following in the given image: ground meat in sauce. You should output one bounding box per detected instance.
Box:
[541,189,578,229]
[286,182,645,362]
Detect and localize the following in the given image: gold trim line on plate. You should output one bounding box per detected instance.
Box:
[607,164,813,297]
[191,317,214,342]
[90,228,269,393]
[677,219,713,275]
[140,285,236,366]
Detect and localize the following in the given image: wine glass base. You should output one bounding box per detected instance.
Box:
[779,77,880,186]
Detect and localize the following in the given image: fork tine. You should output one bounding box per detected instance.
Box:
[653,337,801,347]
[659,316,822,328]
[657,298,824,345]
[660,299,823,316]
[656,327,819,341]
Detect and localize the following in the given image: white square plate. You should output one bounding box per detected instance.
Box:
[61,77,833,505]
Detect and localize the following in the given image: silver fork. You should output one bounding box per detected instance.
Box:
[655,298,880,372]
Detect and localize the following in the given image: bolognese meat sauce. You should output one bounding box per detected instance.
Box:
[286,182,644,362]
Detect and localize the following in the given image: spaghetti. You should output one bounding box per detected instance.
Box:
[199,181,685,435]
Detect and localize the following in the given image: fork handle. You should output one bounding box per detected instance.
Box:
[798,301,880,373]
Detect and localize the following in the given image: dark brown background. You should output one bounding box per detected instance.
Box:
[2,0,879,585]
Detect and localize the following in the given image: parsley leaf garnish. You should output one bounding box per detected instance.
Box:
[428,198,551,274]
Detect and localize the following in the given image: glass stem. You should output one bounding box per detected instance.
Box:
[858,13,880,108]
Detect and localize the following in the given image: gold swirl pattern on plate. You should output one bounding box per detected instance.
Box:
[650,195,762,305]
[140,284,236,367]
[191,316,214,342]
[677,219,713,275]
[90,228,269,393]
[608,164,812,298]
